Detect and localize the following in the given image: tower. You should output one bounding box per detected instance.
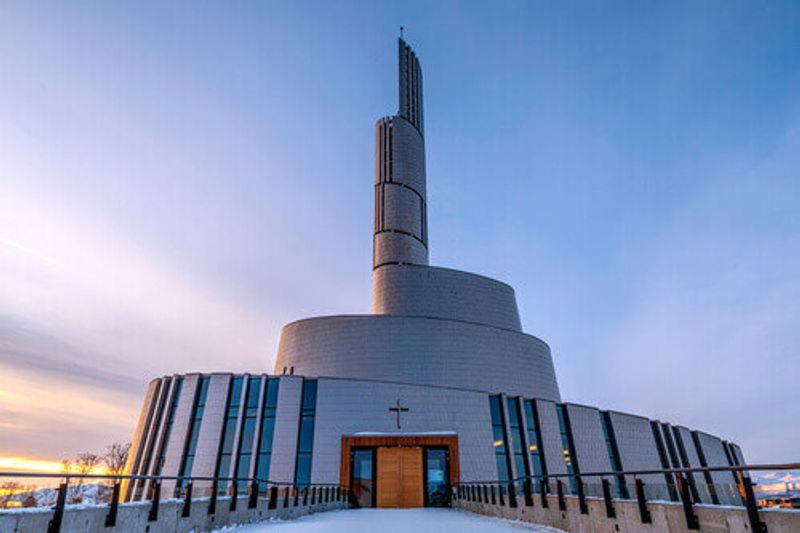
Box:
[373,37,429,271]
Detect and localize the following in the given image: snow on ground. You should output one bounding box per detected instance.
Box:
[215,508,564,532]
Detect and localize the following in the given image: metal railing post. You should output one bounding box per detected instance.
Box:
[249,482,259,509]
[47,481,67,533]
[523,479,533,506]
[284,486,290,507]
[491,485,497,505]
[182,482,192,518]
[540,478,548,508]
[208,481,217,515]
[676,473,700,530]
[268,485,278,509]
[230,481,238,511]
[576,476,588,514]
[602,478,616,519]
[508,482,517,508]
[148,482,160,522]
[742,477,767,533]
[105,481,120,527]
[635,477,651,524]
[556,479,566,511]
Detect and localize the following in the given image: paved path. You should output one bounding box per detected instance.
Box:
[219,508,563,532]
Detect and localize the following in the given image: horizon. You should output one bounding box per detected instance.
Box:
[1,1,799,472]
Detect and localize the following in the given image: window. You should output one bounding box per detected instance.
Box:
[133,378,171,499]
[294,379,317,487]
[253,378,280,491]
[176,377,209,494]
[599,412,629,499]
[556,404,579,494]
[650,421,678,501]
[523,400,547,481]
[489,395,511,482]
[215,377,244,492]
[234,377,261,491]
[506,398,530,482]
[155,378,183,476]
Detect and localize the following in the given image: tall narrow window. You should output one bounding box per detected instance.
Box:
[155,378,183,476]
[556,404,579,494]
[294,379,317,487]
[599,412,629,499]
[234,377,261,491]
[523,400,547,481]
[253,378,280,493]
[215,376,244,491]
[690,431,720,504]
[670,426,701,502]
[650,421,678,501]
[133,379,171,499]
[489,396,511,482]
[506,398,530,482]
[176,377,209,495]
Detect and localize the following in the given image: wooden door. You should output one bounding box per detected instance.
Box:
[376,447,424,508]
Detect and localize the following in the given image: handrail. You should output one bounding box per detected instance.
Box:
[452,462,800,486]
[0,471,341,486]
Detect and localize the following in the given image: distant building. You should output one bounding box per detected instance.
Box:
[124,37,747,509]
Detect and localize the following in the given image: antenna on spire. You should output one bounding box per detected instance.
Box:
[400,26,404,39]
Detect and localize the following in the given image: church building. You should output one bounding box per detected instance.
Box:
[123,37,746,509]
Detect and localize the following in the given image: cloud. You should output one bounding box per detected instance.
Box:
[598,126,800,463]
[0,192,281,458]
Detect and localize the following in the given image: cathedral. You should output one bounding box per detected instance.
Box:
[123,37,745,510]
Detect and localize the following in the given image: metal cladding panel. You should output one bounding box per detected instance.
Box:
[389,116,426,196]
[607,411,666,498]
[672,425,712,503]
[730,443,746,466]
[695,431,742,505]
[372,264,522,331]
[373,232,429,268]
[274,315,560,401]
[160,374,198,497]
[535,400,569,479]
[122,379,159,499]
[381,184,424,238]
[189,374,230,484]
[312,378,495,484]
[564,404,612,490]
[268,376,304,484]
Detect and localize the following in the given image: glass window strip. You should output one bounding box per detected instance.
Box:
[294,379,318,487]
[556,404,579,494]
[599,411,629,499]
[154,378,183,476]
[489,395,512,483]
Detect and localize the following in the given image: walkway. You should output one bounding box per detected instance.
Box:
[219,508,563,532]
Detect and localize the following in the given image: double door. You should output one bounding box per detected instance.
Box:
[376,446,424,508]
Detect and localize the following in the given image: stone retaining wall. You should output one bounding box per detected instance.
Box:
[0,492,346,533]
[454,491,800,533]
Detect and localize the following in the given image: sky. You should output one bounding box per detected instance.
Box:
[0,1,798,470]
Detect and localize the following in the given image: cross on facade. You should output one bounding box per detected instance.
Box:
[389,399,409,429]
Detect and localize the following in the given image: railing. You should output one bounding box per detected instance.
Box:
[453,462,800,533]
[0,471,348,533]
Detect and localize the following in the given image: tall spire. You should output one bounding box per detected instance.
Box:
[398,36,424,135]
[372,37,429,273]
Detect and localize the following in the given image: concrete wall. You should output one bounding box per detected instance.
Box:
[372,264,522,331]
[274,314,560,400]
[0,491,346,533]
[454,489,800,533]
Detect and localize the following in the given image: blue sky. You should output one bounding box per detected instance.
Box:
[1,1,798,466]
